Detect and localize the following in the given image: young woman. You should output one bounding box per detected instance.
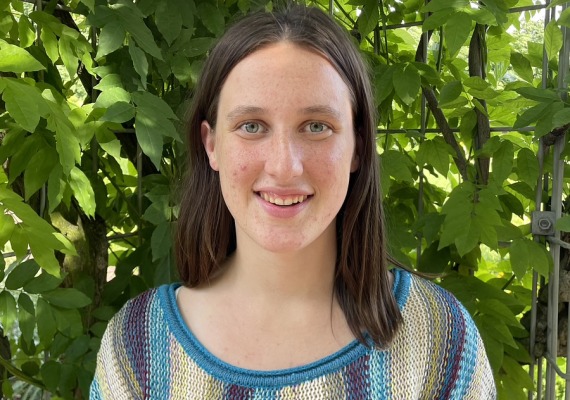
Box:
[91,5,496,399]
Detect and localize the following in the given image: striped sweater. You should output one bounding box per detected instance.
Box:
[90,269,496,399]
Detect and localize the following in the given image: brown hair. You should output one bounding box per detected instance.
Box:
[176,4,402,347]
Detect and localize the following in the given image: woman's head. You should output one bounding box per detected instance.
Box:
[177,4,401,346]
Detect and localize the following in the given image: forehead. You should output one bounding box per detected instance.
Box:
[217,42,353,113]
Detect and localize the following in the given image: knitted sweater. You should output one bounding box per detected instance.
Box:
[90,269,496,399]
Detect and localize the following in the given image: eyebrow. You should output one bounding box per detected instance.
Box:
[301,105,342,120]
[226,106,266,122]
[225,105,342,122]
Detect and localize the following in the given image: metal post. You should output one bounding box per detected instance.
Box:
[559,4,570,400]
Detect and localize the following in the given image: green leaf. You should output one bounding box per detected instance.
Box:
[65,334,90,361]
[510,52,533,83]
[439,183,475,249]
[5,259,40,290]
[171,53,193,82]
[96,127,123,162]
[478,315,518,348]
[52,307,83,337]
[94,86,131,109]
[374,64,394,104]
[197,2,225,37]
[421,0,469,12]
[455,222,480,256]
[96,20,125,58]
[2,79,45,133]
[513,102,553,129]
[444,12,472,57]
[423,9,456,31]
[69,166,96,217]
[516,148,539,190]
[491,139,514,185]
[18,15,36,48]
[183,37,216,58]
[155,0,182,45]
[36,298,57,346]
[58,35,79,78]
[132,92,178,121]
[129,41,148,89]
[0,290,17,331]
[151,221,172,261]
[45,102,81,175]
[514,87,560,102]
[18,293,35,345]
[416,137,452,176]
[93,73,122,91]
[41,361,61,393]
[135,112,164,170]
[23,271,64,293]
[535,102,565,138]
[502,355,535,391]
[478,299,523,329]
[27,236,63,277]
[545,20,563,61]
[438,81,463,107]
[47,164,65,213]
[80,0,95,11]
[0,39,45,73]
[101,101,135,123]
[0,211,14,249]
[393,63,420,106]
[357,0,379,38]
[40,28,59,63]
[418,241,450,273]
[559,7,570,28]
[552,107,570,129]
[557,215,570,232]
[510,238,550,279]
[24,146,58,200]
[380,150,414,182]
[42,288,92,309]
[115,5,163,59]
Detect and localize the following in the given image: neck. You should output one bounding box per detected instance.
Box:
[216,225,338,306]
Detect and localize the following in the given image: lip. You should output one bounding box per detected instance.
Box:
[254,190,312,218]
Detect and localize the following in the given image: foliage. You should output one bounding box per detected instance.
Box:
[0,0,567,398]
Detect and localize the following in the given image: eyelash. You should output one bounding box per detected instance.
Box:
[238,121,332,135]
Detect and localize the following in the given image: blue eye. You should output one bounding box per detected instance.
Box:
[243,122,260,133]
[308,122,326,133]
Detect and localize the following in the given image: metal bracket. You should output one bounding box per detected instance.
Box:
[532,211,556,236]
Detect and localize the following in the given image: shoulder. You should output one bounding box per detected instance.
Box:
[92,284,180,397]
[101,283,180,347]
[394,268,474,330]
[387,269,496,399]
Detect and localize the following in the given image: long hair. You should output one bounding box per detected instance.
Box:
[176,5,402,347]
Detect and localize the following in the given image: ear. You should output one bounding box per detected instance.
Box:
[350,134,361,172]
[201,121,219,171]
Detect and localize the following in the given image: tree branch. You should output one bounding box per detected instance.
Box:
[415,31,469,181]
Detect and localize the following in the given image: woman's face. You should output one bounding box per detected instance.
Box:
[202,42,358,254]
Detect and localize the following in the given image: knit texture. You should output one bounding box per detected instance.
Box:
[90,269,496,399]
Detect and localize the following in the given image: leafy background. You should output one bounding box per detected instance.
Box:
[0,0,569,398]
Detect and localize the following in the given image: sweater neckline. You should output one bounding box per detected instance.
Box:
[158,268,411,388]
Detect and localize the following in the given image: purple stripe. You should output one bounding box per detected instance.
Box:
[439,290,466,399]
[123,290,155,398]
[224,384,255,399]
[344,354,370,399]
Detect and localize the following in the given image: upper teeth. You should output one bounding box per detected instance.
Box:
[260,192,308,205]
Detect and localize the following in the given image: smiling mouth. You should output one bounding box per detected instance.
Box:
[258,192,310,206]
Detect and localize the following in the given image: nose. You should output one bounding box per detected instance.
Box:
[264,131,303,180]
